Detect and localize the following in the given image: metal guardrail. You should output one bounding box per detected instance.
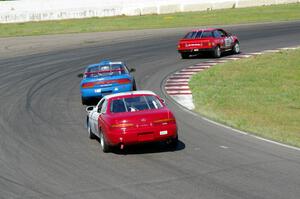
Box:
[0,0,299,23]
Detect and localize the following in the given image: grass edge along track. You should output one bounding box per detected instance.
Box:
[190,48,300,148]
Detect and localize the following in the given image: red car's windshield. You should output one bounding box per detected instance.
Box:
[110,95,163,113]
[183,31,213,39]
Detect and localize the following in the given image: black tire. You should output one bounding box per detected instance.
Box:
[181,53,189,59]
[132,79,137,91]
[168,135,178,149]
[232,42,240,54]
[213,46,221,58]
[87,120,96,139]
[100,131,110,153]
[81,97,88,105]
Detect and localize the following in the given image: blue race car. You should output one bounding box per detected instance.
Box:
[80,60,136,105]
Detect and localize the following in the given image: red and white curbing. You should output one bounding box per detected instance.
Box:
[164,46,300,110]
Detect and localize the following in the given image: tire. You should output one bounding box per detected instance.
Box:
[87,120,96,139]
[213,46,221,58]
[167,135,178,149]
[132,79,137,91]
[232,42,240,54]
[81,97,88,105]
[181,53,189,59]
[100,131,110,153]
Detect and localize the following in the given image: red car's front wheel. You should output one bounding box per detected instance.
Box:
[232,42,240,54]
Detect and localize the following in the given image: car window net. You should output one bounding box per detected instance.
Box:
[201,31,213,38]
[111,96,163,113]
[195,31,203,38]
[111,99,127,113]
[85,64,126,78]
[213,31,221,38]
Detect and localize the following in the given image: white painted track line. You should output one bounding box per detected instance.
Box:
[165,86,190,89]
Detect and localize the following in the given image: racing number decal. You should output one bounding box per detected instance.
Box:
[224,37,232,47]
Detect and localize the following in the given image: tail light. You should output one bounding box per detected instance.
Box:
[101,78,130,85]
[82,78,131,88]
[111,123,134,128]
[153,118,176,126]
[178,43,186,48]
[96,80,116,85]
[82,82,95,88]
[117,78,131,84]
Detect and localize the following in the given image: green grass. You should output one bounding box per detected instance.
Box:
[1,3,300,37]
[190,49,300,147]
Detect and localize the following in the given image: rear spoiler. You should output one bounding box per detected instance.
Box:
[85,69,124,75]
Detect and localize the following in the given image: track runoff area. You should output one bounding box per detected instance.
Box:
[164,45,300,151]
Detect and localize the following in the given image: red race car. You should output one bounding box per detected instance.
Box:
[177,28,240,59]
[86,91,178,152]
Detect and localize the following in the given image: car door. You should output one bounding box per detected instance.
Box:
[98,99,108,135]
[90,99,105,136]
[213,30,225,49]
[219,29,234,49]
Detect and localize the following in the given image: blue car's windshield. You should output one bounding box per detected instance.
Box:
[85,64,128,78]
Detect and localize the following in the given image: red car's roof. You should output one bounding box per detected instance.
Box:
[103,90,157,100]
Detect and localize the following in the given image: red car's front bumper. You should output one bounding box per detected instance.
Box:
[106,124,177,146]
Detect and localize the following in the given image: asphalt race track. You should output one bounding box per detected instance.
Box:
[1,21,300,199]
